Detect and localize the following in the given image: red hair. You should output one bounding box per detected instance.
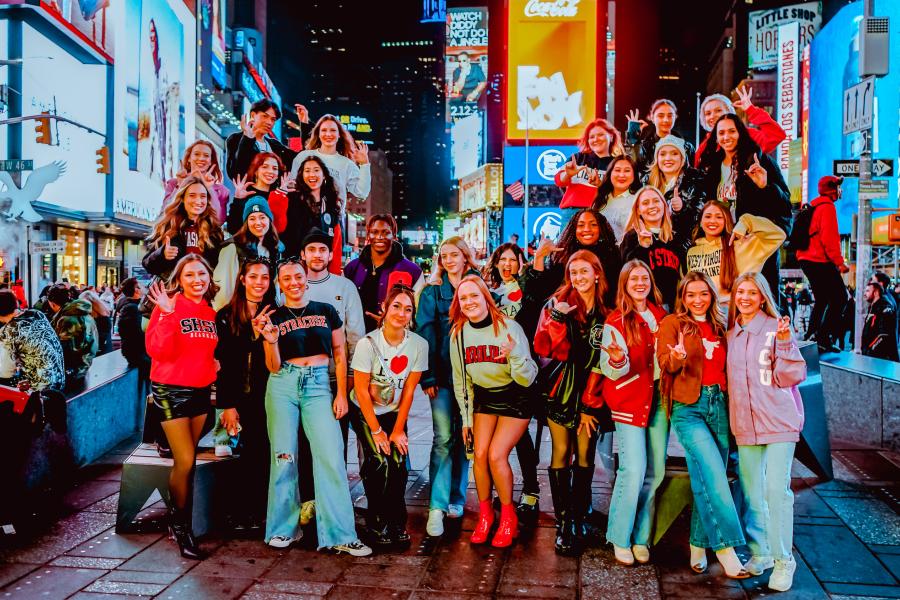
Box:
[577,118,624,157]
[449,275,507,338]
[552,250,609,323]
[246,152,284,185]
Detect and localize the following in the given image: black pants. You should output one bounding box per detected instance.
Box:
[349,403,408,530]
[298,381,349,503]
[800,260,847,346]
[514,424,540,496]
[233,396,270,520]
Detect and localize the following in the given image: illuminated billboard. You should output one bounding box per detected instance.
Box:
[446,7,488,179]
[198,0,226,89]
[506,0,598,141]
[748,2,821,72]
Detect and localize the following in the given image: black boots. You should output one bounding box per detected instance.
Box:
[548,467,576,556]
[168,508,203,560]
[572,466,598,544]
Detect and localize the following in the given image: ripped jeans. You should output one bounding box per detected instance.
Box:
[264,364,358,549]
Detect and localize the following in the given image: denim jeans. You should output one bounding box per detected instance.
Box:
[607,390,670,548]
[738,442,796,560]
[671,384,745,550]
[429,386,470,511]
[212,408,240,450]
[264,364,358,549]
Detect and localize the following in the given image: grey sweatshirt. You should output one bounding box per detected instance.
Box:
[306,272,366,376]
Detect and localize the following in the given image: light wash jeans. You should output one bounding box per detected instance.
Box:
[607,390,669,548]
[264,364,358,549]
[671,384,745,551]
[738,442,796,561]
[428,386,470,512]
[212,408,239,450]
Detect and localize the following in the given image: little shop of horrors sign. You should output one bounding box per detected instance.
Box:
[748,1,822,71]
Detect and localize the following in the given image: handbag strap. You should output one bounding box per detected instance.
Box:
[457,326,469,417]
[366,330,409,378]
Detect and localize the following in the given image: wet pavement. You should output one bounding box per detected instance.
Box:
[1,394,899,599]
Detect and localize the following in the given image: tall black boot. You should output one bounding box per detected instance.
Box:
[548,467,576,556]
[168,507,203,560]
[572,466,598,547]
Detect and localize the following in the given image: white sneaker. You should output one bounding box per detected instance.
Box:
[613,544,635,565]
[268,535,297,548]
[214,445,233,457]
[332,540,372,557]
[426,509,445,537]
[632,544,650,564]
[768,556,797,591]
[447,503,465,519]
[300,500,316,526]
[744,555,775,576]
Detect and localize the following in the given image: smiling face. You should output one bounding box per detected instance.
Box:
[626,266,652,302]
[318,120,340,150]
[302,161,324,191]
[253,108,277,136]
[256,157,280,186]
[684,280,713,317]
[457,280,488,322]
[384,292,414,330]
[440,243,466,277]
[367,219,394,254]
[703,99,728,130]
[246,212,270,239]
[652,104,676,137]
[610,160,635,194]
[278,263,307,303]
[183,183,209,220]
[179,260,211,301]
[734,280,763,320]
[700,204,727,238]
[497,249,520,283]
[637,190,665,226]
[242,263,270,303]
[657,146,683,176]
[716,117,740,155]
[568,259,597,296]
[301,242,331,274]
[587,125,610,156]
[188,144,212,173]
[575,212,600,246]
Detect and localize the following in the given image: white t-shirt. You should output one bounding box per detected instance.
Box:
[350,329,428,415]
[601,191,636,243]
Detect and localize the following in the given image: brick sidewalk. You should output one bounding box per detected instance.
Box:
[0,395,898,599]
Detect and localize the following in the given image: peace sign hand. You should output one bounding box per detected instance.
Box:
[668,331,687,360]
[733,85,754,111]
[775,315,792,341]
[351,141,369,165]
[637,221,654,248]
[162,236,178,260]
[626,109,648,130]
[499,333,516,360]
[745,154,768,189]
[233,174,251,199]
[148,280,175,314]
[601,337,626,363]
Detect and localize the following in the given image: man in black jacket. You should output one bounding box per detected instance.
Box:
[862,282,899,362]
[225,99,296,180]
[116,278,149,375]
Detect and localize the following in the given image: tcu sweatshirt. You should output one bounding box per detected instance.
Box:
[449,317,538,428]
[146,294,218,388]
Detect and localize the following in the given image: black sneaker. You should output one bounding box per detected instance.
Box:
[517,492,540,525]
[365,526,394,547]
[387,524,411,545]
[331,540,373,557]
[156,442,172,458]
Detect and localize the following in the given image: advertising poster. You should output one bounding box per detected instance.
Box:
[446,7,488,179]
[43,0,115,58]
[748,1,821,71]
[503,206,566,248]
[198,0,226,89]
[506,0,598,141]
[776,21,800,183]
[503,144,579,184]
[459,164,503,212]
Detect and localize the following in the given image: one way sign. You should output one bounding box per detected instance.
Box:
[833,158,894,178]
[843,77,875,135]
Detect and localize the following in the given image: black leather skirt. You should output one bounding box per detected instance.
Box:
[151,382,211,422]
[473,382,534,420]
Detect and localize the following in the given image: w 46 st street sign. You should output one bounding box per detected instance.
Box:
[834,158,894,177]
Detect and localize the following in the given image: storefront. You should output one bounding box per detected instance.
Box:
[458,163,503,259]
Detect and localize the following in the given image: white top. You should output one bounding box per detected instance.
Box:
[350,329,428,415]
[290,149,371,203]
[494,280,523,318]
[600,191,636,244]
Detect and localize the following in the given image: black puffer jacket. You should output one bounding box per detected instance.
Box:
[642,167,707,239]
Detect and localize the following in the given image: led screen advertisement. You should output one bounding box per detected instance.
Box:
[503,144,579,184]
[748,2,821,72]
[503,206,566,248]
[198,0,226,89]
[807,0,899,233]
[446,7,488,179]
[506,0,598,141]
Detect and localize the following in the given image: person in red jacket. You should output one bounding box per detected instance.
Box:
[797,176,850,353]
[145,254,219,560]
[695,86,786,167]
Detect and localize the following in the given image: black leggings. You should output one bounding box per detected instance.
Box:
[513,424,540,495]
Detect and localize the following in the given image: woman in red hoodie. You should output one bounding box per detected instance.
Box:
[145,254,219,560]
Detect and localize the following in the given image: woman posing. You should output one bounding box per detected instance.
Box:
[281,155,343,270]
[213,198,283,310]
[214,259,275,528]
[696,86,786,167]
[590,156,641,243]
[450,276,538,547]
[591,260,669,566]
[417,237,481,537]
[556,118,625,210]
[656,272,747,578]
[350,284,428,547]
[727,273,806,591]
[145,254,219,559]
[164,140,231,221]
[290,114,370,206]
[254,259,372,556]
[533,251,611,555]
[619,186,691,311]
[643,136,706,237]
[227,152,289,235]
[626,99,696,171]
[686,201,785,307]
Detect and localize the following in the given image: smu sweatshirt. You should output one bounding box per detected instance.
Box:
[146,294,218,388]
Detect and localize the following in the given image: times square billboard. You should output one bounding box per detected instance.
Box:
[446,7,488,180]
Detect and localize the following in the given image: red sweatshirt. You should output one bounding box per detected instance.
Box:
[795,195,846,267]
[695,106,787,167]
[146,294,218,387]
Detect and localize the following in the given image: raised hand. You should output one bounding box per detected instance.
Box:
[601,336,626,363]
[745,154,768,189]
[499,333,516,360]
[775,315,792,341]
[637,221,654,248]
[733,85,754,111]
[668,331,687,360]
[162,236,178,261]
[671,185,683,212]
[351,141,369,165]
[278,173,294,193]
[294,103,309,124]
[251,305,279,343]
[587,169,602,186]
[240,113,254,138]
[626,108,649,130]
[564,158,587,179]
[148,280,175,314]
[535,236,558,262]
[728,229,753,248]
[232,174,251,199]
[553,300,575,314]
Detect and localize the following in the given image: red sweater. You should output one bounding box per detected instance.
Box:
[795,195,846,267]
[698,319,727,387]
[146,294,218,387]
[695,106,787,167]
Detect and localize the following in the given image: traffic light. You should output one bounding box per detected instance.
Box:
[35,112,51,145]
[96,146,110,174]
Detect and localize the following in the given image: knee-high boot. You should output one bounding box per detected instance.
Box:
[572,466,598,546]
[548,467,576,555]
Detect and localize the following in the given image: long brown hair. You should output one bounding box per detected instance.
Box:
[305,114,356,157]
[176,140,223,183]
[694,200,737,292]
[727,272,780,329]
[624,186,675,243]
[165,254,219,305]
[672,271,726,339]
[430,236,479,285]
[246,151,284,186]
[148,177,223,250]
[226,260,273,336]
[378,284,418,330]
[552,250,609,323]
[615,259,663,347]
[449,275,506,338]
[482,242,525,288]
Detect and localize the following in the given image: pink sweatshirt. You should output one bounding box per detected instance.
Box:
[725,313,807,446]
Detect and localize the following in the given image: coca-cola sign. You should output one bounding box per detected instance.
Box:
[523,0,580,18]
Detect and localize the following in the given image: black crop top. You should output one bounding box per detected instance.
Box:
[271,301,343,360]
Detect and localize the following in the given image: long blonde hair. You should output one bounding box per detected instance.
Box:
[148,176,223,251]
[624,186,675,243]
[673,271,726,339]
[727,272,780,329]
[430,236,479,285]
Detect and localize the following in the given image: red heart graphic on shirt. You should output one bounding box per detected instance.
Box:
[507,289,523,302]
[390,355,409,374]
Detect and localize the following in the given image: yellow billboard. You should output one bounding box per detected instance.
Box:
[506,0,599,141]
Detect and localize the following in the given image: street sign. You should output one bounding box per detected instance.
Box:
[859,180,889,200]
[0,159,33,172]
[833,158,894,177]
[30,240,66,255]
[843,77,875,135]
